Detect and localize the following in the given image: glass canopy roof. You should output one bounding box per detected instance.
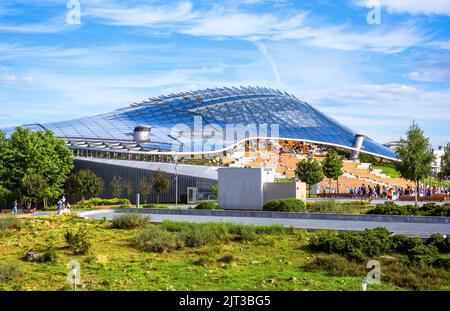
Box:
[1,86,397,160]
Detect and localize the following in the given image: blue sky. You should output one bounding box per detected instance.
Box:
[0,0,449,146]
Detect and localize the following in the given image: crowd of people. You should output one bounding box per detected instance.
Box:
[348,184,450,201]
[9,195,71,215]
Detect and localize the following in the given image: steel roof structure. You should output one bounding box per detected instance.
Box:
[2,86,397,160]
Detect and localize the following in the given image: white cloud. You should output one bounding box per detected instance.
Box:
[307,83,450,121]
[382,0,450,16]
[85,1,198,26]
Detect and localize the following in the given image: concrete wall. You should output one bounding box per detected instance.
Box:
[263,181,306,203]
[218,168,274,210]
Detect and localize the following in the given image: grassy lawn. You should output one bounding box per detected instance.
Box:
[373,165,401,178]
[0,216,448,291]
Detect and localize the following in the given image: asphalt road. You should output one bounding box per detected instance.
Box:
[82,210,449,238]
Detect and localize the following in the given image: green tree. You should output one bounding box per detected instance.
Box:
[295,158,324,196]
[0,128,73,206]
[441,142,450,178]
[152,170,171,203]
[322,149,344,194]
[210,183,218,197]
[21,174,48,209]
[138,177,152,204]
[123,180,134,198]
[110,176,124,198]
[67,169,104,202]
[396,122,435,205]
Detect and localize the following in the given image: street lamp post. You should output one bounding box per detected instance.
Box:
[175,159,178,206]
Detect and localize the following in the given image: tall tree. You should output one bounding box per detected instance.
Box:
[138,177,152,204]
[123,180,134,198]
[295,158,324,197]
[21,174,47,209]
[110,176,124,198]
[0,128,73,206]
[152,170,171,203]
[396,122,434,205]
[67,169,103,202]
[441,142,450,179]
[322,149,344,194]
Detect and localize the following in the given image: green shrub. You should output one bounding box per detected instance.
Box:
[0,262,23,283]
[306,200,368,214]
[0,217,21,237]
[112,213,149,229]
[39,244,58,263]
[390,235,423,254]
[303,254,364,276]
[432,256,450,269]
[309,227,392,261]
[182,226,220,247]
[367,201,418,216]
[422,204,450,217]
[426,234,450,253]
[382,260,449,291]
[132,225,182,252]
[406,244,439,265]
[64,226,91,255]
[233,227,257,241]
[141,204,167,209]
[218,254,235,263]
[263,198,305,212]
[81,198,131,207]
[194,201,218,210]
[367,201,450,217]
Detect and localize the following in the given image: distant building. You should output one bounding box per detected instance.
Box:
[383,140,401,151]
[432,146,446,173]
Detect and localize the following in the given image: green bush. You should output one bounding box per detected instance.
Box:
[112,213,149,229]
[39,244,58,263]
[0,262,23,283]
[0,217,21,237]
[432,257,450,269]
[310,227,392,261]
[64,226,91,255]
[141,204,167,209]
[263,198,305,212]
[426,234,450,253]
[182,226,220,247]
[233,227,257,241]
[306,200,368,214]
[194,201,218,210]
[82,198,131,206]
[303,254,364,277]
[132,225,182,252]
[423,204,450,217]
[367,201,419,216]
[367,201,450,217]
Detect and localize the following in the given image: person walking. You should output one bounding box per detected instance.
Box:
[12,200,18,214]
[57,199,63,215]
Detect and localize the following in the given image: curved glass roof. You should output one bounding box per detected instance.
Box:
[1,86,397,160]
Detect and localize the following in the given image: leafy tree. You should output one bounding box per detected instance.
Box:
[21,174,47,209]
[396,122,435,205]
[110,176,124,198]
[152,170,171,203]
[67,169,104,202]
[0,128,73,206]
[322,149,344,194]
[138,177,152,204]
[210,183,218,197]
[441,142,450,179]
[123,180,134,198]
[295,158,324,196]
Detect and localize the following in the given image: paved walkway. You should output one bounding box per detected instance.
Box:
[82,210,449,238]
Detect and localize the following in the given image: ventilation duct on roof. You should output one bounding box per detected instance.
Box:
[134,126,151,143]
[350,134,365,161]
